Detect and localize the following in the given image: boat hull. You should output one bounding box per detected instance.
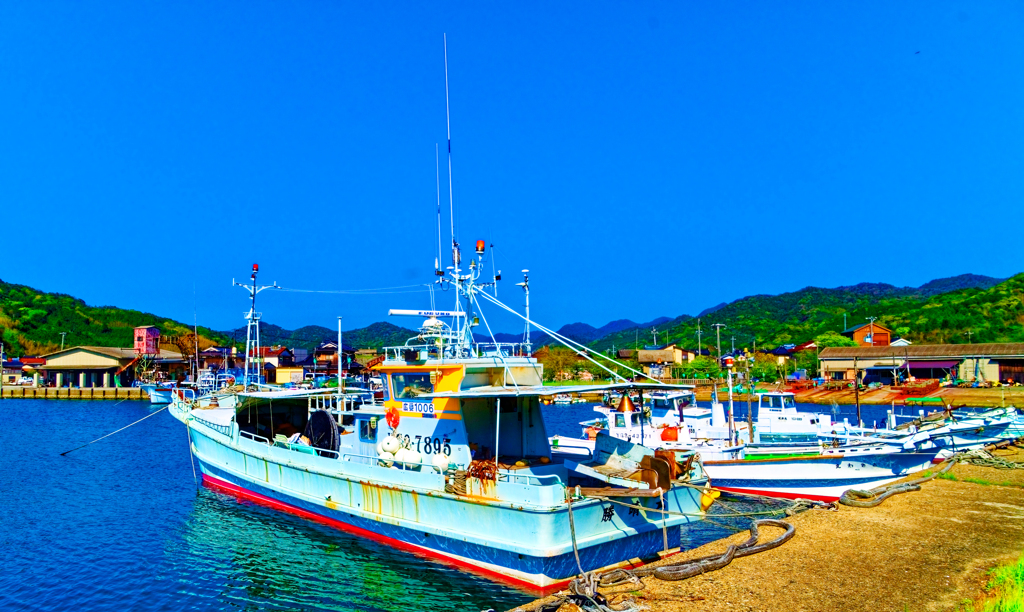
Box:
[703,452,939,502]
[184,414,706,591]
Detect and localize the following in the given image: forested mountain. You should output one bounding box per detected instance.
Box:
[590,273,1018,352]
[0,273,1013,358]
[0,279,232,356]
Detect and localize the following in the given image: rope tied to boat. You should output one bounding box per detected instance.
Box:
[551,487,801,612]
[839,458,959,508]
[555,519,795,612]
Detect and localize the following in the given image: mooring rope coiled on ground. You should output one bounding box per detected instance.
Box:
[839,458,959,508]
[959,448,1024,470]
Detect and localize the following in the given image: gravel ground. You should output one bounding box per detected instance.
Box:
[510,446,1024,612]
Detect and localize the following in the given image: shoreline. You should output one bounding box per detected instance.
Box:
[508,445,1024,612]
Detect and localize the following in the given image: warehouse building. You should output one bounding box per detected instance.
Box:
[818,343,1024,385]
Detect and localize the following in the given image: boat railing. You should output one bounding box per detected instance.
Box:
[191,414,232,437]
[383,341,531,362]
[240,430,342,458]
[240,430,271,445]
[497,471,562,487]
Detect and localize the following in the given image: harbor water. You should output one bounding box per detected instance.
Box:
[1,399,785,611]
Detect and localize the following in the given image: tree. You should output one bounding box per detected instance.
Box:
[813,331,858,348]
[684,355,720,379]
[750,353,781,382]
[792,350,820,377]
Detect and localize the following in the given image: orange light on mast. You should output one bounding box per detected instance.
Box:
[475,240,485,254]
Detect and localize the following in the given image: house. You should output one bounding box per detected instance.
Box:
[891,337,912,347]
[312,341,358,376]
[200,346,238,371]
[637,343,692,378]
[840,322,892,347]
[2,359,22,385]
[257,346,294,367]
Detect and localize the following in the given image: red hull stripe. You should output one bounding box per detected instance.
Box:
[714,485,839,503]
[201,473,566,595]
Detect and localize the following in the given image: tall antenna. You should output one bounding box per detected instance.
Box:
[444,33,458,271]
[435,143,443,277]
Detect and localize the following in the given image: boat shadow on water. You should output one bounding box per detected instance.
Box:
[178,486,534,611]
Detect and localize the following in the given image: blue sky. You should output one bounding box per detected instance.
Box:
[1,2,1021,334]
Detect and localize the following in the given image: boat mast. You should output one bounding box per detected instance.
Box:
[443,34,471,355]
[233,264,278,388]
[516,270,531,354]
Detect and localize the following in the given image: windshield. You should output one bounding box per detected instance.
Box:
[392,373,433,398]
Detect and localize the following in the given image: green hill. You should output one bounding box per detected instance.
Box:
[0,279,233,356]
[590,274,1022,352]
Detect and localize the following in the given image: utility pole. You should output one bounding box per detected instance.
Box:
[964,330,973,344]
[866,316,877,347]
[695,319,702,357]
[854,356,861,427]
[652,328,659,346]
[746,352,753,442]
[843,313,847,331]
[60,332,68,351]
[712,323,726,406]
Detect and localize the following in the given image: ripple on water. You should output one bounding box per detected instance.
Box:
[1,399,788,611]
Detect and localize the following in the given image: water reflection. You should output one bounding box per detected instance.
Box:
[171,487,532,612]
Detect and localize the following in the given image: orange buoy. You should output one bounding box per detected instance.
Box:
[661,427,679,442]
[386,405,401,429]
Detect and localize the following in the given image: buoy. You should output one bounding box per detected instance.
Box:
[700,482,720,512]
[386,405,400,429]
[431,453,450,472]
[378,451,395,467]
[393,447,409,466]
[585,426,600,440]
[661,427,679,442]
[515,460,528,467]
[403,449,422,469]
[539,456,550,464]
[381,435,401,454]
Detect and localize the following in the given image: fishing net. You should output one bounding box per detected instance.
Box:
[304,409,340,455]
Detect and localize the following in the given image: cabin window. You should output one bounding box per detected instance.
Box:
[630,413,640,426]
[614,413,626,427]
[782,396,796,408]
[393,373,433,399]
[358,417,377,443]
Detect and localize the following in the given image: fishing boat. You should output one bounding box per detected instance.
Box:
[699,450,940,502]
[168,255,711,590]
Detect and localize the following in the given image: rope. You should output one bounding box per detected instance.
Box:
[60,405,169,456]
[186,424,198,488]
[476,291,648,382]
[839,458,958,507]
[275,283,432,295]
[959,448,1024,469]
[555,519,795,612]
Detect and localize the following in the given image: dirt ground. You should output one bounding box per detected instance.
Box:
[510,446,1024,612]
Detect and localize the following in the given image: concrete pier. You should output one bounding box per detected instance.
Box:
[0,386,147,400]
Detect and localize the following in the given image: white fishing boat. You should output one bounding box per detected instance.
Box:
[168,251,713,590]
